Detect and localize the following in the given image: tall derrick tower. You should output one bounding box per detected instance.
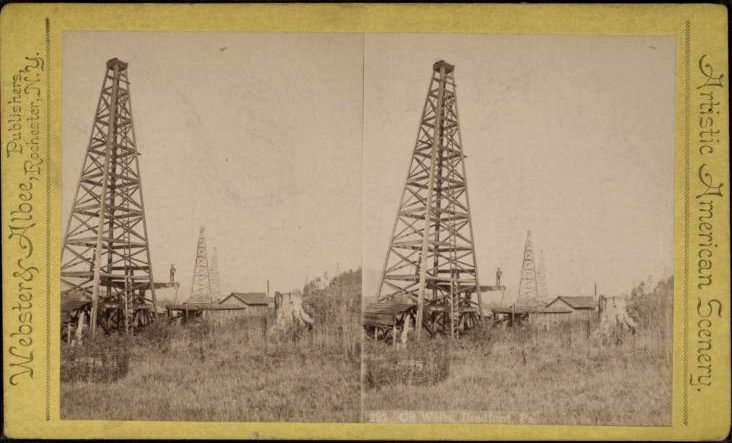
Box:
[209,246,222,302]
[189,227,212,305]
[517,230,540,306]
[61,58,157,337]
[376,60,482,339]
[536,248,549,302]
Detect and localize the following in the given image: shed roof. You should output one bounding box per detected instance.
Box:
[223,292,269,305]
[492,305,572,315]
[537,305,574,314]
[168,303,246,311]
[549,296,597,310]
[363,301,416,327]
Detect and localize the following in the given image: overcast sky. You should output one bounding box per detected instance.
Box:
[63,32,675,305]
[362,34,675,302]
[62,32,363,301]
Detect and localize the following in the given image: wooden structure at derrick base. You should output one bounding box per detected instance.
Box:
[371,60,483,341]
[60,58,159,339]
[166,303,245,323]
[479,284,507,313]
[491,305,573,329]
[363,300,418,343]
[62,283,177,344]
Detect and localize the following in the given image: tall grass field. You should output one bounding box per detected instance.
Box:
[363,277,673,426]
[61,270,362,422]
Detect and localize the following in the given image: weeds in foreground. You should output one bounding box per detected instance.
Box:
[62,313,360,422]
[364,289,673,426]
[62,270,363,422]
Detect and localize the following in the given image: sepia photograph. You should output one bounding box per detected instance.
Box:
[361,34,675,426]
[56,30,677,427]
[59,31,363,422]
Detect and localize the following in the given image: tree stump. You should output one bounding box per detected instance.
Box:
[272,291,314,333]
[597,295,638,345]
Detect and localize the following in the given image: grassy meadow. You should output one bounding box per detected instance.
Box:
[61,271,673,425]
[61,270,362,422]
[364,279,674,426]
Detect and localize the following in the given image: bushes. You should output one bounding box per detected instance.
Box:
[133,319,175,353]
[365,338,450,388]
[62,311,362,422]
[627,284,673,332]
[61,337,129,383]
[301,269,362,361]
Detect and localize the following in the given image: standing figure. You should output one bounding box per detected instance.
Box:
[169,264,176,284]
[496,267,503,286]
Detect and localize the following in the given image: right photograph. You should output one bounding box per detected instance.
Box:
[361,34,675,426]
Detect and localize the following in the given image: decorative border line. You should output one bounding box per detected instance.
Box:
[359,32,366,425]
[45,16,52,422]
[36,17,697,429]
[682,18,690,427]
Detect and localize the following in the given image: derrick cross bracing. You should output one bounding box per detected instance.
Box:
[188,227,213,306]
[209,246,222,302]
[60,58,157,338]
[517,230,540,306]
[374,60,482,340]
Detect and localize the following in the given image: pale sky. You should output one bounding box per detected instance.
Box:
[62,32,363,301]
[362,34,676,303]
[63,32,676,305]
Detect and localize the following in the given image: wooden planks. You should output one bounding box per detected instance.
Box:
[363,301,416,327]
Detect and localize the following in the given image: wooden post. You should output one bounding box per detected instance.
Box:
[511,303,515,327]
[73,311,86,346]
[124,277,129,335]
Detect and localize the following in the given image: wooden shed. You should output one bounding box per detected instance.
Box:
[363,300,417,343]
[220,292,268,305]
[546,296,597,319]
[530,305,575,329]
[491,304,573,328]
[218,292,272,314]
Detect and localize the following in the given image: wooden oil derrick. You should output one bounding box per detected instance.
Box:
[375,60,482,340]
[61,58,157,339]
[536,248,549,303]
[516,230,540,307]
[209,246,222,302]
[188,227,212,305]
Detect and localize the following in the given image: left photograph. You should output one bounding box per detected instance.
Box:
[59,32,363,422]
